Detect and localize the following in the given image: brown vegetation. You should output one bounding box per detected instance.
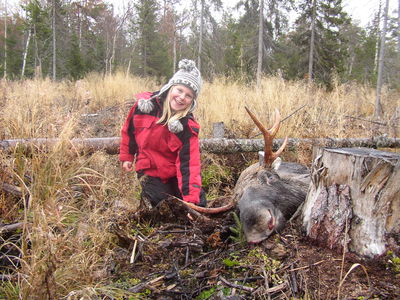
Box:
[0,74,399,299]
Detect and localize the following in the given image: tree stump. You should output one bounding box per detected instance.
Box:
[301,147,400,258]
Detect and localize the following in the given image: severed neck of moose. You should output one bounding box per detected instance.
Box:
[244,107,288,167]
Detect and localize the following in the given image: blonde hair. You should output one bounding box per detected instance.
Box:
[156,87,192,125]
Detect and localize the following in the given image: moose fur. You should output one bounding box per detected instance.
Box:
[233,108,310,243]
[183,107,309,244]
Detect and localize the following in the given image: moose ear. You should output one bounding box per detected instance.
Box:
[268,216,275,230]
[271,157,282,170]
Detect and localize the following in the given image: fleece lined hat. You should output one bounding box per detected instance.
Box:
[136,59,202,133]
[159,59,202,100]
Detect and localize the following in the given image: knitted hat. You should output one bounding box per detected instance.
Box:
[158,59,202,104]
[137,59,202,133]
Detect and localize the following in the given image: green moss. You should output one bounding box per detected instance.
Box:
[387,251,400,273]
[196,287,216,299]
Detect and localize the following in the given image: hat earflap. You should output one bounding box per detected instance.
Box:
[189,99,197,113]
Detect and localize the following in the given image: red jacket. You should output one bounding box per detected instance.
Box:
[120,91,202,204]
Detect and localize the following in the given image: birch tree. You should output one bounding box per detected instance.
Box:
[21,29,31,77]
[307,0,316,85]
[197,0,204,71]
[375,0,390,118]
[256,0,263,88]
[397,0,400,54]
[189,0,222,77]
[374,0,382,73]
[52,0,56,80]
[3,0,7,79]
[106,6,129,75]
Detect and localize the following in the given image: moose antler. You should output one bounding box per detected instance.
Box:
[245,106,288,167]
[182,200,235,214]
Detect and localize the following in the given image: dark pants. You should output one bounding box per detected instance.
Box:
[138,173,207,207]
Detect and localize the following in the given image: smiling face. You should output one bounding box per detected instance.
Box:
[168,84,195,112]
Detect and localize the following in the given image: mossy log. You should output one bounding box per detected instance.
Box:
[0,136,399,154]
[301,147,400,258]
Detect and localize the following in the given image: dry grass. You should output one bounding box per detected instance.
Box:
[198,76,398,139]
[0,73,399,298]
[1,72,398,141]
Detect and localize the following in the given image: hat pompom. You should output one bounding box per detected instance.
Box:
[178,59,196,72]
[168,119,184,133]
[137,98,154,113]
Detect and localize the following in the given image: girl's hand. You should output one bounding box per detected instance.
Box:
[122,161,133,172]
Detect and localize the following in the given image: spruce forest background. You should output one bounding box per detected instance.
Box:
[0,0,400,299]
[0,0,399,90]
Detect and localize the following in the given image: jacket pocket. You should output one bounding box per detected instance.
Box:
[136,157,151,170]
[135,117,153,128]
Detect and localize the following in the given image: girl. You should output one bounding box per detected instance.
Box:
[120,59,206,207]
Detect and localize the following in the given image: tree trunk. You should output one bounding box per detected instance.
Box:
[256,0,264,88]
[4,0,7,79]
[109,10,128,76]
[398,0,400,52]
[1,136,399,155]
[173,33,177,74]
[33,24,42,78]
[375,0,389,118]
[308,0,317,85]
[197,0,204,72]
[301,147,400,258]
[52,0,56,81]
[374,0,382,73]
[21,29,31,77]
[78,4,82,50]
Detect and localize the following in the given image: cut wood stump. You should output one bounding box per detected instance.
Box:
[301,147,400,258]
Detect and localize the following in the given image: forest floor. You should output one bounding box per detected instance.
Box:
[106,197,400,299]
[78,106,400,299]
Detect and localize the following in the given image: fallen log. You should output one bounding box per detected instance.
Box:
[0,136,399,155]
[1,182,23,197]
[0,222,24,234]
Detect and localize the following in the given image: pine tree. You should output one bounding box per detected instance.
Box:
[129,0,171,80]
[67,33,85,80]
[291,0,351,88]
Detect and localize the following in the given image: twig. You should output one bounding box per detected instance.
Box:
[182,249,217,269]
[282,104,307,123]
[219,276,255,292]
[261,265,271,300]
[263,283,287,294]
[157,230,191,234]
[230,276,264,282]
[128,275,165,293]
[345,115,399,128]
[290,259,342,271]
[185,246,189,266]
[289,265,299,295]
[161,240,204,249]
[129,239,138,264]
[251,105,307,138]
